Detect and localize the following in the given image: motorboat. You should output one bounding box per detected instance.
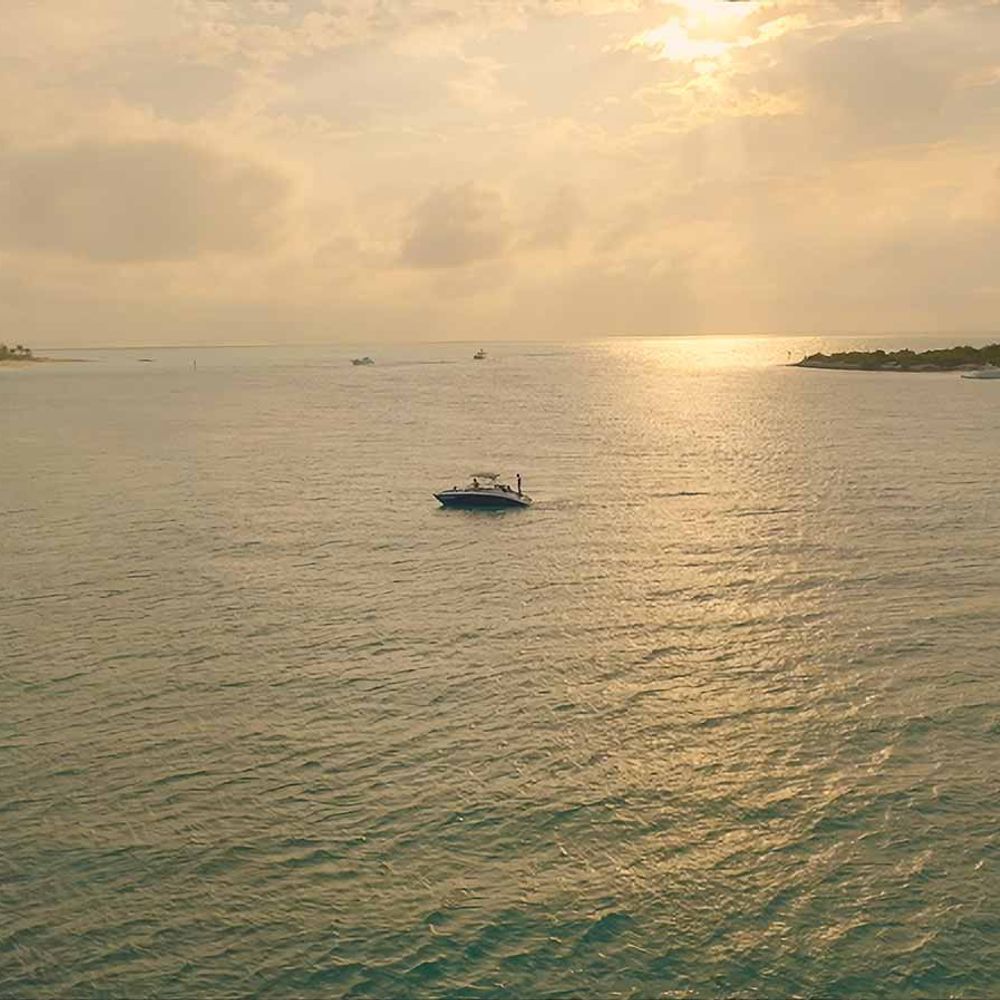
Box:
[352,356,375,366]
[473,349,486,360]
[435,472,532,508]
[961,365,1000,379]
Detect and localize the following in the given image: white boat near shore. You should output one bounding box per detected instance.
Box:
[961,365,1000,379]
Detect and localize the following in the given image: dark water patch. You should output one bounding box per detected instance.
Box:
[731,507,801,517]
[147,768,214,788]
[579,910,635,945]
[191,843,260,878]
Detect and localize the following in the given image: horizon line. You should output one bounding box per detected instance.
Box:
[31,330,1000,351]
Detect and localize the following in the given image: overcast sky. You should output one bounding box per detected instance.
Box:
[2,0,999,345]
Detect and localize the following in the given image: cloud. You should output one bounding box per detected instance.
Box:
[743,1,1000,148]
[508,251,704,338]
[399,182,508,268]
[176,0,652,68]
[526,186,584,249]
[3,0,1000,343]
[0,139,291,262]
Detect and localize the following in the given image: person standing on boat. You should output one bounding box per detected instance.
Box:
[516,474,522,496]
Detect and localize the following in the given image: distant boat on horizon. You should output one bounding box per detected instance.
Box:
[473,349,486,360]
[351,356,375,366]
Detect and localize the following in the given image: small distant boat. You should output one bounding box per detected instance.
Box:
[473,349,486,360]
[435,472,531,509]
[961,365,1000,379]
[351,356,375,366]
[137,358,154,362]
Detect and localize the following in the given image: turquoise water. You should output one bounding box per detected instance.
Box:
[2,336,999,998]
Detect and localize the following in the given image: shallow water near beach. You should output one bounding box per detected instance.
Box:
[3,335,999,998]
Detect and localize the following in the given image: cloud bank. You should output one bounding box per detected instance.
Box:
[0,140,290,261]
[1,0,999,343]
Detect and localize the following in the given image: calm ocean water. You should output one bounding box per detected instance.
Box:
[2,336,999,998]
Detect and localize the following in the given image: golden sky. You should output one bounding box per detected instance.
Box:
[2,0,999,345]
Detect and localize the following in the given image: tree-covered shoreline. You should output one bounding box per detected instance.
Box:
[0,343,34,360]
[794,343,1000,371]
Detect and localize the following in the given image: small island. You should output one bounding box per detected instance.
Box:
[0,342,88,367]
[793,343,1000,372]
[1,343,34,362]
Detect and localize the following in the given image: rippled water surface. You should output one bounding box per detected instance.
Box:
[3,337,999,998]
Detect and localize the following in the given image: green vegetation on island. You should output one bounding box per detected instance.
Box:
[795,343,1000,372]
[0,343,34,360]
[0,344,88,366]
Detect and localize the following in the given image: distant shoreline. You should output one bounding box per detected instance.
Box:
[792,361,956,373]
[0,356,92,369]
[792,343,1000,373]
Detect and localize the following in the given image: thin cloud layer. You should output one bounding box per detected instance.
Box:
[1,0,999,343]
[400,184,508,269]
[0,140,291,261]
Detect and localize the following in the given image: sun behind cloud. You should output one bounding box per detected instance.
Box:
[629,0,759,64]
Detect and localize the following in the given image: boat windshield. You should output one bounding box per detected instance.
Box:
[466,473,506,490]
